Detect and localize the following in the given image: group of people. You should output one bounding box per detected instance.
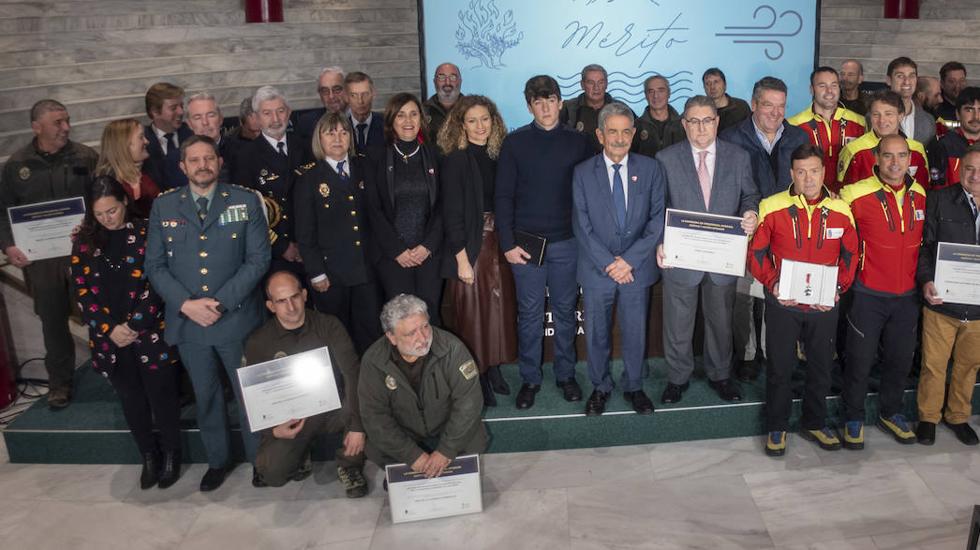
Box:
[0,54,977,495]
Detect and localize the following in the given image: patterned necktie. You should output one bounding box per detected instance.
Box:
[612,163,626,229]
[337,160,350,182]
[697,150,712,210]
[196,197,208,221]
[277,141,287,157]
[356,123,368,150]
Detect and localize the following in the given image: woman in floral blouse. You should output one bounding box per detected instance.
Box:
[71,176,180,490]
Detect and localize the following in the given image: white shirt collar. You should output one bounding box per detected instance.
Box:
[325,156,350,174]
[262,132,287,153]
[348,110,373,126]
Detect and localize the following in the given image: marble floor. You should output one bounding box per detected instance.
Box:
[1,282,979,549]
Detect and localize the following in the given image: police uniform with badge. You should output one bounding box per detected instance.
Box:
[145,181,270,471]
[357,326,486,468]
[0,139,97,399]
[293,156,381,354]
[233,132,311,275]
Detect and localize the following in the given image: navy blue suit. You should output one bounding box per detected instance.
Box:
[348,112,384,155]
[143,124,192,190]
[573,153,665,392]
[296,108,384,155]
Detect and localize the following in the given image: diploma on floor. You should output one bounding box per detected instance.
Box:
[934,242,980,306]
[236,346,342,432]
[662,209,748,277]
[386,454,483,524]
[7,197,85,261]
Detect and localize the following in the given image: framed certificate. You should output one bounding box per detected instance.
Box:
[662,209,748,277]
[236,346,342,432]
[934,242,980,306]
[386,454,483,524]
[777,259,838,307]
[7,197,85,261]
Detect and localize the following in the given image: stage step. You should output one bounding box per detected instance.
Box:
[6,360,977,464]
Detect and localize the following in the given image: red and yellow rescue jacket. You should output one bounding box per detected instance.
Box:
[926,128,976,190]
[837,132,928,189]
[749,186,859,309]
[788,105,866,193]
[840,170,927,296]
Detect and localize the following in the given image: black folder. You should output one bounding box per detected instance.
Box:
[514,230,547,266]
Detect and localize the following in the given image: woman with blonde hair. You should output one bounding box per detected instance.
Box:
[437,94,516,406]
[96,118,160,218]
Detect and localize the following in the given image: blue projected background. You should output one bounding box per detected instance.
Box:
[420,0,819,128]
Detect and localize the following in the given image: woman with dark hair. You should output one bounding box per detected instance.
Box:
[437,95,516,406]
[364,93,444,324]
[70,176,180,490]
[95,118,161,218]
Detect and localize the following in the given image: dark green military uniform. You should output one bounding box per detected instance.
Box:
[423,94,462,145]
[358,326,486,467]
[244,309,365,486]
[632,105,686,158]
[0,139,97,391]
[145,181,270,468]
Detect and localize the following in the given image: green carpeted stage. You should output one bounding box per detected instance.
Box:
[4,360,978,464]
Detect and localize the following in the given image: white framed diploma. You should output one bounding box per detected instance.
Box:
[386,454,483,524]
[934,242,980,306]
[662,209,748,277]
[777,259,839,307]
[236,346,342,432]
[7,197,85,261]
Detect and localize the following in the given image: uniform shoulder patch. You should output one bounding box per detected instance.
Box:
[458,360,478,380]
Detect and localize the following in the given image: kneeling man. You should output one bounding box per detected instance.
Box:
[359,294,486,478]
[572,102,666,416]
[246,271,368,497]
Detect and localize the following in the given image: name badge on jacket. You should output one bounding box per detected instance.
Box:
[825,228,844,240]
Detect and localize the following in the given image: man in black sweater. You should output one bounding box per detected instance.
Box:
[495,75,593,409]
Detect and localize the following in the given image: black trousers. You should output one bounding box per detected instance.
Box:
[765,304,838,432]
[23,257,75,390]
[375,256,443,326]
[108,348,181,455]
[843,291,919,422]
[311,280,382,355]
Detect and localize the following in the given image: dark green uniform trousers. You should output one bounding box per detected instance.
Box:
[24,256,75,390]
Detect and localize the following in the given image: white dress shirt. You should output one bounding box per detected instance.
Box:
[603,152,630,209]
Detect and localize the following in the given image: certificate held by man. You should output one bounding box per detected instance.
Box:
[7,197,85,261]
[934,242,980,306]
[662,208,748,277]
[237,346,341,432]
[386,454,483,523]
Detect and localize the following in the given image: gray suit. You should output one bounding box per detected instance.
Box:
[655,140,759,384]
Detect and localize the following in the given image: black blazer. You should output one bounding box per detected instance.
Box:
[917,185,980,321]
[233,133,311,258]
[350,113,385,154]
[294,157,372,286]
[143,124,192,190]
[440,147,488,278]
[364,144,443,262]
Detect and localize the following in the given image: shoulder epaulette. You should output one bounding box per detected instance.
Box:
[159,187,179,196]
[230,184,253,193]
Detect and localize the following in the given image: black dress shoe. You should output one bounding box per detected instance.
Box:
[585,390,608,416]
[157,450,182,489]
[557,378,583,402]
[486,365,511,395]
[660,382,689,404]
[480,373,497,407]
[943,420,980,446]
[139,452,159,490]
[200,466,228,492]
[516,383,540,410]
[624,390,655,415]
[709,378,743,402]
[735,359,761,382]
[916,421,936,445]
[252,467,267,488]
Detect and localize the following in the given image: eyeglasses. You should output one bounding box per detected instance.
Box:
[318,85,344,96]
[684,116,717,128]
[435,74,459,83]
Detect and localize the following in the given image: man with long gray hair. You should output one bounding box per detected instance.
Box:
[358,294,485,476]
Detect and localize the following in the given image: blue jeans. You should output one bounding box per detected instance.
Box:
[510,237,578,385]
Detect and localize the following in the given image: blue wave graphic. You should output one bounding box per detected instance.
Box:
[556,70,696,108]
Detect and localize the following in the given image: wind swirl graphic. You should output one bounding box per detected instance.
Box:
[556,70,695,114]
